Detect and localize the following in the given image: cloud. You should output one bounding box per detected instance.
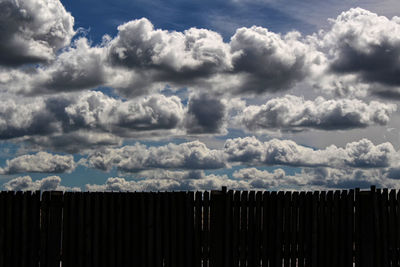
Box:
[0,0,75,66]
[85,172,250,191]
[312,8,400,97]
[0,151,76,174]
[232,167,307,188]
[237,95,396,132]
[63,91,185,135]
[0,91,185,152]
[22,131,123,154]
[85,141,227,172]
[224,136,397,168]
[229,27,313,94]
[1,16,319,97]
[184,93,227,134]
[2,175,80,191]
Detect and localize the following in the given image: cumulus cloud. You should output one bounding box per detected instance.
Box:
[1,15,319,96]
[85,141,226,172]
[312,8,400,97]
[107,18,232,78]
[224,136,397,169]
[0,151,76,174]
[185,93,227,134]
[85,173,250,191]
[237,95,396,132]
[0,0,75,66]
[232,167,307,188]
[2,175,80,191]
[229,27,314,94]
[0,91,185,152]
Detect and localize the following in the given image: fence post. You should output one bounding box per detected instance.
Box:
[210,187,227,267]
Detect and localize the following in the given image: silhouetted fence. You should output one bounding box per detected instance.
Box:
[0,186,400,266]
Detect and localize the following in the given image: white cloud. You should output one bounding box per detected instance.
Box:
[86,140,227,172]
[224,136,397,169]
[312,8,400,98]
[0,151,76,174]
[2,175,80,191]
[0,0,75,66]
[237,95,396,132]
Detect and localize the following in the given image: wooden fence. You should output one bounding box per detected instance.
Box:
[0,186,399,267]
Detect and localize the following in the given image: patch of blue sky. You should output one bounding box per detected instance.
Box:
[61,0,315,46]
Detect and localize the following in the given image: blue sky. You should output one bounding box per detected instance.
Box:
[1,0,400,191]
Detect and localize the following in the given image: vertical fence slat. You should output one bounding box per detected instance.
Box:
[148,193,155,267]
[297,192,305,267]
[5,192,13,267]
[381,189,389,267]
[359,189,374,267]
[163,193,171,267]
[194,191,202,267]
[318,191,326,267]
[338,190,346,267]
[92,192,101,267]
[155,192,163,267]
[31,191,41,267]
[224,190,233,267]
[62,192,71,267]
[171,192,178,267]
[13,191,22,267]
[240,191,248,267]
[388,190,397,266]
[177,192,185,267]
[233,191,241,267]
[255,191,262,267]
[203,191,210,267]
[276,191,284,267]
[210,190,225,267]
[311,191,319,267]
[345,190,354,267]
[77,192,85,267]
[261,191,269,267]
[247,191,255,267]
[283,191,291,267]
[325,191,333,267]
[290,192,298,267]
[0,192,4,267]
[185,192,195,267]
[115,193,123,267]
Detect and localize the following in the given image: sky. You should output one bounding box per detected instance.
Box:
[2,0,400,192]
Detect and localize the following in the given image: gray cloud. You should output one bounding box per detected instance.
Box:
[2,175,80,191]
[0,151,76,174]
[237,95,396,132]
[0,0,75,67]
[85,141,227,172]
[185,93,227,134]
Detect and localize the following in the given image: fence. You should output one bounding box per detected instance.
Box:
[0,186,399,267]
